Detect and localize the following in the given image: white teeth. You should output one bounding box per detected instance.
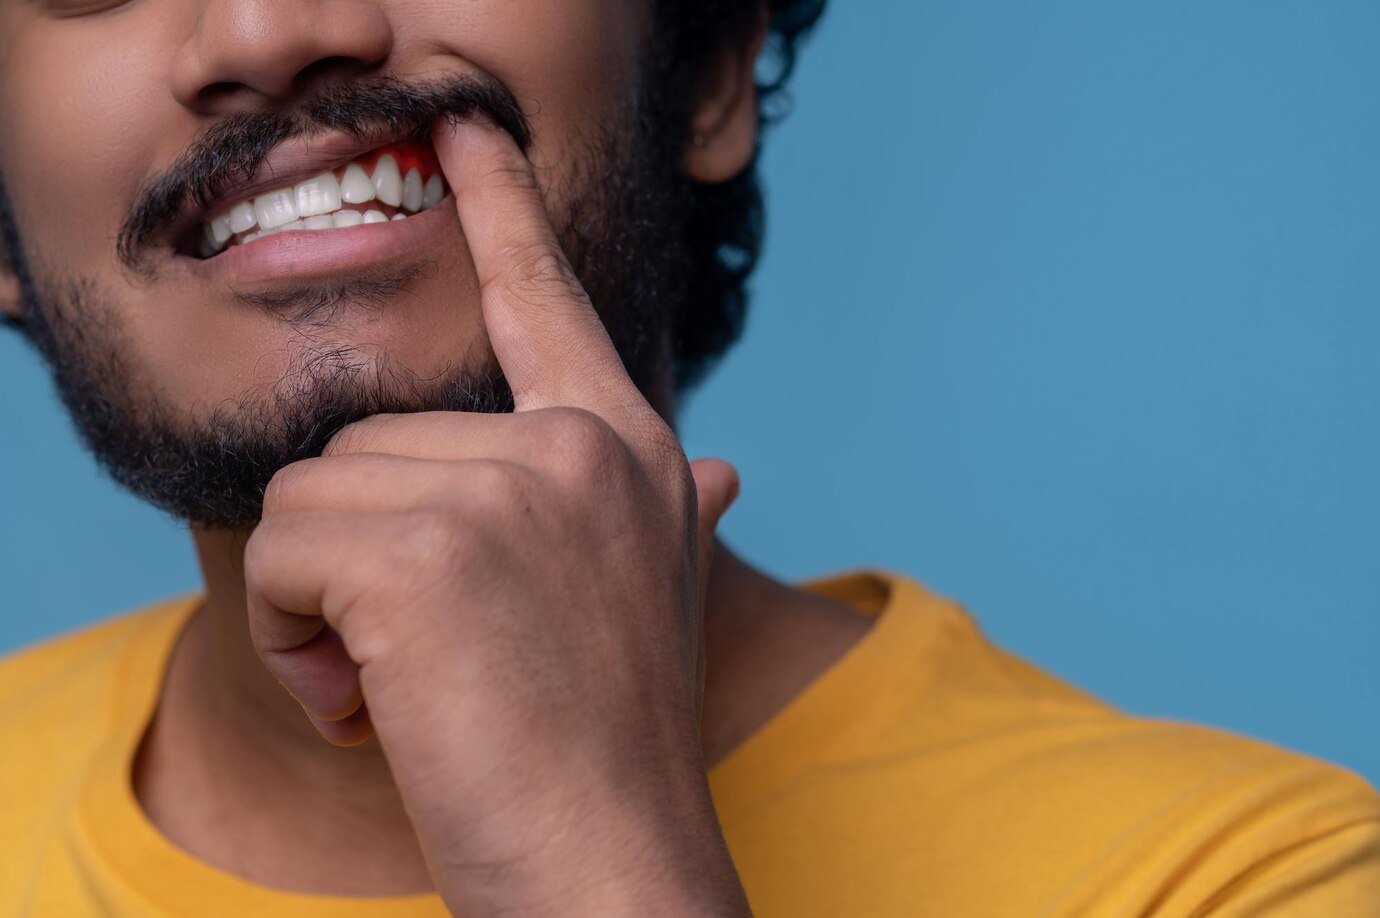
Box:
[401,168,424,213]
[339,164,376,204]
[295,172,342,218]
[373,154,403,207]
[254,189,297,230]
[228,201,257,234]
[203,147,451,255]
[423,173,445,210]
[210,213,234,245]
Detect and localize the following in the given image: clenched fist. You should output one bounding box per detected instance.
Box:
[243,116,750,917]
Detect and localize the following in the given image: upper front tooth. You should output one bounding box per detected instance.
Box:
[228,201,257,234]
[296,173,342,218]
[210,213,233,245]
[254,189,298,230]
[401,168,424,213]
[340,164,376,204]
[423,174,445,209]
[373,154,403,207]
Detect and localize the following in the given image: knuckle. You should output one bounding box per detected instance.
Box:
[261,460,312,514]
[465,460,530,513]
[543,407,624,477]
[322,416,385,457]
[481,154,540,195]
[488,244,588,308]
[396,507,470,571]
[241,524,280,594]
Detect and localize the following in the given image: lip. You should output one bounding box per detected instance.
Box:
[181,193,458,287]
[163,128,430,254]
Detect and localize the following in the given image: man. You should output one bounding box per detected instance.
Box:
[0,0,1375,913]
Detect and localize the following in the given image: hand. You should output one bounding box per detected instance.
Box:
[243,117,749,916]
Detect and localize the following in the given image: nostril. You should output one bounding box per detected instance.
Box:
[192,81,269,114]
[291,56,377,99]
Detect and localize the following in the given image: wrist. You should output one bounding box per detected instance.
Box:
[435,774,750,917]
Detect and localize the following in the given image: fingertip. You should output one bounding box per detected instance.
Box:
[432,114,517,172]
[306,704,375,748]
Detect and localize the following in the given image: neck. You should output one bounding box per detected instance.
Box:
[134,523,821,895]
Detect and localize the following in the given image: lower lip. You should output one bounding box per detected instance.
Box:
[182,198,457,286]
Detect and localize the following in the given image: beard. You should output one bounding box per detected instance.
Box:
[2,77,694,530]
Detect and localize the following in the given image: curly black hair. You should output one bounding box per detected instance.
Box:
[651,0,827,391]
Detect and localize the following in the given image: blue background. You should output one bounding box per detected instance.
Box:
[2,1,1376,783]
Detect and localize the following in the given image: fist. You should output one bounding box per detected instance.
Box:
[243,116,748,917]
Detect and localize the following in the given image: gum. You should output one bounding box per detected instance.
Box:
[343,141,443,181]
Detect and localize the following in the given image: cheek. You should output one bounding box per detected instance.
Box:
[0,0,647,414]
[0,10,216,406]
[405,0,645,172]
[0,10,184,278]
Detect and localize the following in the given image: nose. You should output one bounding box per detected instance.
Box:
[171,0,394,113]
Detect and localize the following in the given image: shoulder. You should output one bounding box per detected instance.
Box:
[0,597,195,808]
[966,712,1380,915]
[0,597,193,718]
[899,571,1380,913]
[740,570,1380,915]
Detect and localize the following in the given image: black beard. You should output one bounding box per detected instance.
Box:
[4,78,692,530]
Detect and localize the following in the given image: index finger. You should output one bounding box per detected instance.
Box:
[433,116,643,415]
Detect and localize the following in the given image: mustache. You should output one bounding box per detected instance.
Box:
[117,73,532,269]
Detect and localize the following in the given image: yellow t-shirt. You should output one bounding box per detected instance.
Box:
[1,570,1376,916]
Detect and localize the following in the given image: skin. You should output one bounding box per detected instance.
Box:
[0,0,875,911]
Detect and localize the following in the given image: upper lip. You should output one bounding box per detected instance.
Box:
[166,127,424,256]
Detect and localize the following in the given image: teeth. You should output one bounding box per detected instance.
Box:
[228,201,257,234]
[254,189,297,230]
[202,148,451,255]
[296,172,342,218]
[340,164,376,204]
[401,168,424,213]
[423,174,445,209]
[210,213,234,245]
[373,154,403,207]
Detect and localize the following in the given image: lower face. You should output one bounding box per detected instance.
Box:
[0,0,687,527]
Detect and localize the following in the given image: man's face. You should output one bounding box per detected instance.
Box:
[0,0,738,527]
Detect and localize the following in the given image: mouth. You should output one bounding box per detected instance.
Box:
[181,139,450,260]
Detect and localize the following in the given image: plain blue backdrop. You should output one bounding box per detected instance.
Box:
[1,1,1376,784]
